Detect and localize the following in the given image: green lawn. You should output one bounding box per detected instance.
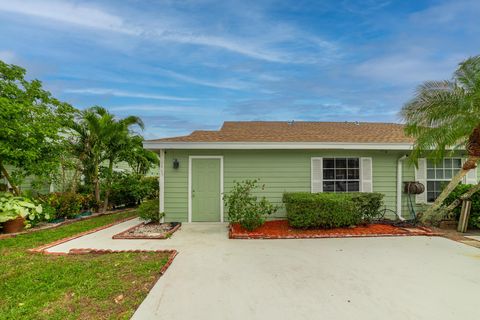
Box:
[0,211,171,320]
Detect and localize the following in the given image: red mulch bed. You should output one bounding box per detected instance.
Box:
[229,220,438,239]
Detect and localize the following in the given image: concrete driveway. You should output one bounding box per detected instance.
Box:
[47,219,480,320]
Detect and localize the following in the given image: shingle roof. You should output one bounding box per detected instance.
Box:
[146,121,412,144]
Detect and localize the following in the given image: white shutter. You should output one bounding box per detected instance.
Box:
[311,157,323,193]
[360,157,373,192]
[415,158,427,204]
[463,158,478,185]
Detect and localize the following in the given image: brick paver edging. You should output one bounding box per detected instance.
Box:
[27,215,138,254]
[0,208,137,240]
[112,222,182,240]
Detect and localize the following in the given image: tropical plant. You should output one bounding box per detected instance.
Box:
[69,107,145,212]
[0,192,47,227]
[0,60,75,195]
[401,55,480,223]
[123,135,159,175]
[224,179,278,231]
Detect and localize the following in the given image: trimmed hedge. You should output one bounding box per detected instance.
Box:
[283,192,384,229]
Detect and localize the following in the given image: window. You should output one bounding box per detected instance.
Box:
[426,158,462,202]
[323,158,360,192]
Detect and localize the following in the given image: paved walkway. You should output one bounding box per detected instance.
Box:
[46,219,480,320]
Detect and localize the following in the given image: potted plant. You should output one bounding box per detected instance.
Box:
[0,192,47,233]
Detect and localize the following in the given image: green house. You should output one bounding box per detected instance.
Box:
[143,121,478,223]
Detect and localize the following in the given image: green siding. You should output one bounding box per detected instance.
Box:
[163,149,408,222]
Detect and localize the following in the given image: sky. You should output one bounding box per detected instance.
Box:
[0,0,479,139]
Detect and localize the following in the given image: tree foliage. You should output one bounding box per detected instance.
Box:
[0,60,75,194]
[401,55,480,223]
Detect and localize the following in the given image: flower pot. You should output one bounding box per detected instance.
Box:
[2,216,25,233]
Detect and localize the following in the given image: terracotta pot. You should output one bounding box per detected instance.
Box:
[2,216,25,233]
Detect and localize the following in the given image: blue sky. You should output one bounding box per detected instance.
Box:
[0,0,479,139]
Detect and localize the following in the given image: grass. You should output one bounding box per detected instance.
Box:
[0,211,171,320]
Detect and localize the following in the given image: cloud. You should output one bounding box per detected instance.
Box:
[0,0,337,64]
[64,88,195,101]
[158,68,250,90]
[0,0,137,34]
[108,104,204,113]
[353,54,461,85]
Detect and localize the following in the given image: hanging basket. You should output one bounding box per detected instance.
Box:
[404,181,425,195]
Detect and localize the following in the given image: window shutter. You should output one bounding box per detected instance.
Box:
[360,157,373,192]
[415,158,427,204]
[463,158,478,185]
[311,157,323,193]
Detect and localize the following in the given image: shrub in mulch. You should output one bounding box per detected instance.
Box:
[112,222,181,239]
[229,220,436,239]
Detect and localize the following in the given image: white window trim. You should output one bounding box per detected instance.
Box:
[188,156,224,223]
[425,157,463,204]
[311,157,363,193]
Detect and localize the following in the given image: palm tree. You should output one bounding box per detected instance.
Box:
[401,55,480,223]
[123,135,159,175]
[101,110,144,212]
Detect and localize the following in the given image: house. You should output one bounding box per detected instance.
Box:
[143,121,478,222]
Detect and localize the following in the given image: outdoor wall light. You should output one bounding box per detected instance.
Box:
[173,159,179,169]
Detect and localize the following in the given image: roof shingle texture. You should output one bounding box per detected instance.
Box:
[147,121,413,143]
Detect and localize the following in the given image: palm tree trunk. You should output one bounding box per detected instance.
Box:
[102,158,114,213]
[421,156,479,223]
[93,163,100,204]
[0,160,20,196]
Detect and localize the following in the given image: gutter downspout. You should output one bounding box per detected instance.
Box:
[396,155,407,220]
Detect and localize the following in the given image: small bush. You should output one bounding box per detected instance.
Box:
[39,192,83,219]
[137,199,163,223]
[348,192,384,223]
[283,192,384,229]
[224,180,278,231]
[444,184,480,228]
[104,172,159,208]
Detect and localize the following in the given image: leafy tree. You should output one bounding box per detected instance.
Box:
[0,60,75,195]
[401,55,480,223]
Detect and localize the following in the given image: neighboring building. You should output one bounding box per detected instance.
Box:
[143,121,478,223]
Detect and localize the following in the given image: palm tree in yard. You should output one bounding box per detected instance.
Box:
[401,55,480,223]
[70,107,144,212]
[101,110,144,213]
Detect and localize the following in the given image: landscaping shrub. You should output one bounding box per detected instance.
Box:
[137,199,163,222]
[283,192,384,229]
[39,192,83,219]
[224,179,278,231]
[105,172,159,208]
[348,192,385,223]
[444,184,480,228]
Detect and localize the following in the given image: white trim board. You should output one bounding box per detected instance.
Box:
[144,141,415,150]
[188,156,224,223]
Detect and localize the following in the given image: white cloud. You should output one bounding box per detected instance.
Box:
[0,0,337,64]
[0,0,138,34]
[108,105,202,113]
[158,68,250,90]
[64,88,194,101]
[354,53,462,85]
